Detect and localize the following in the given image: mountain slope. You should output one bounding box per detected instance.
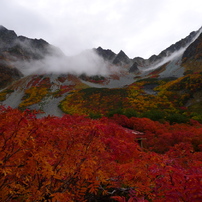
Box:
[0,25,202,118]
[182,32,202,73]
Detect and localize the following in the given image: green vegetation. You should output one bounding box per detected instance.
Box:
[59,73,202,124]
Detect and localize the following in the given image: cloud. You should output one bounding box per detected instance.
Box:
[14,49,111,76]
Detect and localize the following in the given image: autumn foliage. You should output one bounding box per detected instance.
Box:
[0,106,202,201]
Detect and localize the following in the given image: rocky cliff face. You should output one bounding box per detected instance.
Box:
[182,31,202,73]
[0,25,17,50]
[95,47,116,61]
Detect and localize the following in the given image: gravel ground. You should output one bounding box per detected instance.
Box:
[2,89,24,108]
[81,74,135,89]
[159,56,184,78]
[143,84,158,95]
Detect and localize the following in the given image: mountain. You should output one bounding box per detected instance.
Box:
[0,25,63,60]
[133,28,201,65]
[0,25,202,119]
[0,25,63,89]
[95,27,202,78]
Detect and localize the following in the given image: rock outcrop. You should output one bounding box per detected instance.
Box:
[95,46,116,61]
[112,50,132,66]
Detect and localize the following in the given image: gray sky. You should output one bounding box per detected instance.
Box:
[1,0,202,59]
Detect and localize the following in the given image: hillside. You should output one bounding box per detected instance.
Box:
[0,25,202,120]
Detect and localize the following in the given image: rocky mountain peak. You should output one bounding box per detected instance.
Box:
[112,50,131,65]
[95,46,116,61]
[0,25,17,50]
[95,47,132,67]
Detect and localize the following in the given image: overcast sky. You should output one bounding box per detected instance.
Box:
[1,0,202,59]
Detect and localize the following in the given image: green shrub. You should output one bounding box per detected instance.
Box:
[166,113,189,124]
[123,108,139,118]
[107,108,124,117]
[190,113,202,123]
[89,112,102,119]
[141,109,165,121]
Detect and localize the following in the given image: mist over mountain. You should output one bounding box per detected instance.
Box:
[0,25,202,117]
[0,25,201,78]
[0,25,111,77]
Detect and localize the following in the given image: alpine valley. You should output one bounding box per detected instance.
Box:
[0,25,202,120]
[0,25,202,202]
